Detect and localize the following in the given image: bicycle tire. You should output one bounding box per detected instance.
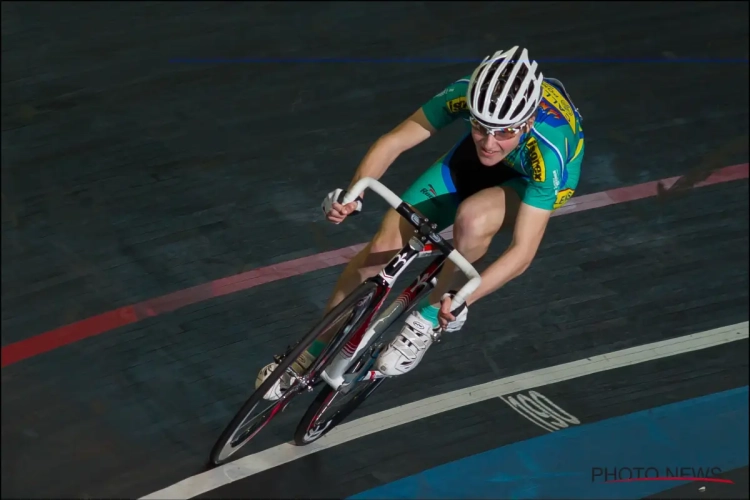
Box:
[208,281,381,465]
[293,341,386,446]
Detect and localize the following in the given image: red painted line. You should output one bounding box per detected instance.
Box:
[605,476,734,484]
[1,308,139,368]
[1,163,747,368]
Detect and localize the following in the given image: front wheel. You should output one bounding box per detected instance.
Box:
[209,281,382,465]
[209,366,299,465]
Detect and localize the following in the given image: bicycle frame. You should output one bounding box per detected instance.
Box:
[319,235,447,392]
[210,178,480,465]
[294,177,481,395]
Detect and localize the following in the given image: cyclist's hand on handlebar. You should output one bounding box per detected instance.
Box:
[438,291,469,332]
[322,188,363,224]
[328,201,359,224]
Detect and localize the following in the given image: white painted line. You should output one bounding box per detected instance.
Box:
[141,321,749,499]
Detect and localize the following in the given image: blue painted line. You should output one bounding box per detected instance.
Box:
[349,386,749,499]
[168,57,749,65]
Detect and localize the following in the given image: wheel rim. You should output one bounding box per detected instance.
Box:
[217,395,287,462]
[300,375,376,443]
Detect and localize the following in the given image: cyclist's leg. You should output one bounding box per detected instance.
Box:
[421,184,521,311]
[322,210,410,313]
[376,184,521,376]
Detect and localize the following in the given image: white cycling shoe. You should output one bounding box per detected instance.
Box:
[377,301,468,377]
[255,350,317,401]
[376,311,442,376]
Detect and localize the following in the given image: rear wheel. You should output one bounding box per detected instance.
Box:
[208,281,382,465]
[294,342,386,446]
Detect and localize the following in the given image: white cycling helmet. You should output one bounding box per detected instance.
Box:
[467,46,544,128]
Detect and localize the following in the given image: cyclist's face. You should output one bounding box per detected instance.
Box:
[470,117,532,166]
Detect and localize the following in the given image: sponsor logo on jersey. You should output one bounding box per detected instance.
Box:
[539,100,562,120]
[446,96,467,113]
[538,101,565,127]
[524,138,545,182]
[554,188,574,209]
[420,184,441,207]
[420,184,436,197]
[541,82,576,130]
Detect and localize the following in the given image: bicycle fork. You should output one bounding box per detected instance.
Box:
[321,236,445,392]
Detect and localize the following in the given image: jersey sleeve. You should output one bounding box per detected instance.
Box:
[519,134,564,211]
[420,76,471,130]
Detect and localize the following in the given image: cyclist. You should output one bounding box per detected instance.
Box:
[257,46,584,399]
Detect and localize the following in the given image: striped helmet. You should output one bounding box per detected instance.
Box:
[467,46,544,128]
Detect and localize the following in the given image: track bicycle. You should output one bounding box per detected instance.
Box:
[209,177,481,466]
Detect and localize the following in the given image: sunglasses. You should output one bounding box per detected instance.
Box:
[469,116,526,139]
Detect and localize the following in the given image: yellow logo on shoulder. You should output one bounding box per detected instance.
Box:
[554,188,574,209]
[447,96,467,113]
[525,138,545,182]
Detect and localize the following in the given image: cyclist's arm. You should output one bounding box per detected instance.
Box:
[466,203,551,306]
[346,109,436,196]
[466,133,561,306]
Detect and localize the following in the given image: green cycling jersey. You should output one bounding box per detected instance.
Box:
[417,74,584,211]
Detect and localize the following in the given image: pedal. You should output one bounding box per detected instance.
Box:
[269,350,304,388]
[338,348,382,393]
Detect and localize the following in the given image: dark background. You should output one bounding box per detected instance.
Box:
[2,2,748,498]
